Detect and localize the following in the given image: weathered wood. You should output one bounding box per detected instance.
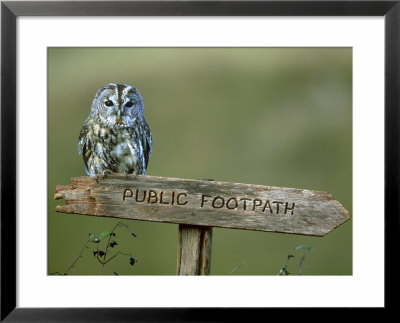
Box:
[199,226,213,275]
[176,225,213,275]
[54,174,350,237]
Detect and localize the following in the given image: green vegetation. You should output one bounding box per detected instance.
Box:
[50,221,137,275]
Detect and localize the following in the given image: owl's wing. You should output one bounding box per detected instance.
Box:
[78,122,92,176]
[78,125,86,155]
[142,120,152,170]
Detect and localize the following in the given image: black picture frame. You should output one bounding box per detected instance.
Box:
[1,0,397,320]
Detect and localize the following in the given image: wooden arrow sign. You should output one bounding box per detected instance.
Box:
[54,174,350,237]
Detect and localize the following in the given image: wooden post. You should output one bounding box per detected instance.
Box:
[54,174,351,275]
[176,225,213,275]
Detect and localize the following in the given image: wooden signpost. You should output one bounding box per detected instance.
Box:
[54,174,350,275]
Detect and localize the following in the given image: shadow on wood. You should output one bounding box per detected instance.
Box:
[176,225,213,275]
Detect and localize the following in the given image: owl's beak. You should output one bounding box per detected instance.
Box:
[115,109,124,125]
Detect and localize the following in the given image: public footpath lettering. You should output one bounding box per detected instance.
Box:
[122,188,295,215]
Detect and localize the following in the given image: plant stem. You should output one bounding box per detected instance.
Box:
[100,221,121,275]
[228,261,247,274]
[103,251,131,265]
[298,251,306,275]
[64,238,90,274]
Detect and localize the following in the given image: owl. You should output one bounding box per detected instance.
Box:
[78,83,152,179]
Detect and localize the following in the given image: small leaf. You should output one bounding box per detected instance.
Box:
[294,245,315,252]
[89,234,100,243]
[279,267,290,276]
[99,232,111,240]
[98,251,105,258]
[113,271,119,276]
[131,232,137,238]
[129,256,137,266]
[109,241,118,248]
[93,251,98,256]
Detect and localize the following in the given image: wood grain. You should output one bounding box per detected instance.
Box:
[54,174,350,237]
[176,225,213,275]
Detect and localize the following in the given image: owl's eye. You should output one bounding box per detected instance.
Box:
[104,100,114,107]
[125,100,135,108]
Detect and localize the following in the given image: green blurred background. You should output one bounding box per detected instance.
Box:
[48,48,352,275]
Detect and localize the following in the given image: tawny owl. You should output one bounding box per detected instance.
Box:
[78,83,152,179]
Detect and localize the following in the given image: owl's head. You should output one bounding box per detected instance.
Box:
[90,83,145,127]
